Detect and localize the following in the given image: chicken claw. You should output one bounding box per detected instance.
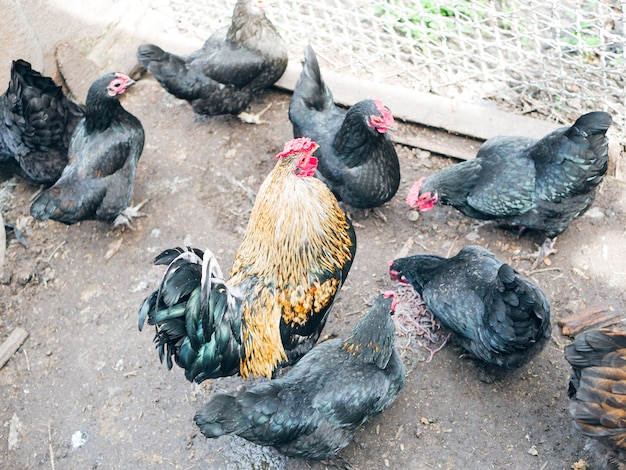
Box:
[113,199,149,229]
[237,102,272,125]
[531,237,558,269]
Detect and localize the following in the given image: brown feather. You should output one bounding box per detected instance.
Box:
[231,150,355,379]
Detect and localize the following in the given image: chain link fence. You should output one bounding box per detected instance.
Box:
[160,0,624,141]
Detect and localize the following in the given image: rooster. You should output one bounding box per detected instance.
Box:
[194,291,405,461]
[288,45,400,219]
[29,73,145,227]
[138,138,356,382]
[389,245,551,369]
[406,111,612,265]
[565,329,626,470]
[136,0,287,120]
[0,59,84,185]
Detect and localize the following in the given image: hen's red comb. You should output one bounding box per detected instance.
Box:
[276,137,319,159]
[383,290,397,311]
[374,99,394,124]
[405,178,424,206]
[114,72,131,81]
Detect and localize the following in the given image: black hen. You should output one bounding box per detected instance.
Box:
[136,0,287,117]
[194,292,405,461]
[288,45,400,216]
[0,59,84,185]
[389,245,551,369]
[407,112,612,261]
[30,73,145,226]
[566,329,626,470]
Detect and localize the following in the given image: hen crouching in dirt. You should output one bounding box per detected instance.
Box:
[194,292,405,464]
[137,0,287,121]
[389,245,551,371]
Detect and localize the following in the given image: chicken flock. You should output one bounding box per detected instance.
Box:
[0,0,623,467]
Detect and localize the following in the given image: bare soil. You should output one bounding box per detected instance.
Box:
[1,78,625,470]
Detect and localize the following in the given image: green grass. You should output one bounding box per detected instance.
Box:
[372,0,486,42]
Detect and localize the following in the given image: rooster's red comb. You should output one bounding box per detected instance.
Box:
[277,137,319,159]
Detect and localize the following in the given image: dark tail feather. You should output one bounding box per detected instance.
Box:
[296,44,333,112]
[10,60,84,149]
[566,329,626,369]
[567,111,612,168]
[136,44,182,72]
[138,247,243,382]
[30,189,60,221]
[570,111,613,137]
[11,59,59,101]
[194,394,248,438]
[136,44,202,100]
[496,263,551,339]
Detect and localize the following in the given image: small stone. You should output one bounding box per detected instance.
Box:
[8,413,21,451]
[527,445,539,456]
[71,431,88,448]
[584,207,604,219]
[0,268,12,285]
[407,210,420,222]
[16,270,31,286]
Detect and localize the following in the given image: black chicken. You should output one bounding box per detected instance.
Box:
[194,292,405,461]
[288,45,400,218]
[136,0,287,119]
[565,329,626,470]
[406,111,612,263]
[389,245,551,369]
[0,59,84,185]
[29,73,145,226]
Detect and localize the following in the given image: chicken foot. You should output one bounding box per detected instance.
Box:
[238,102,272,125]
[530,237,558,270]
[113,199,149,229]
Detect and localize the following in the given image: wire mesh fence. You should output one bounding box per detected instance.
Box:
[162,0,624,142]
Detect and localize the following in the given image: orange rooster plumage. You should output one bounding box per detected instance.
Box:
[566,329,626,469]
[138,138,356,381]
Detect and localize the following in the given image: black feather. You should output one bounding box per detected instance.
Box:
[194,293,405,460]
[136,0,287,116]
[0,59,83,185]
[30,72,144,225]
[413,111,612,238]
[289,45,400,210]
[389,245,551,369]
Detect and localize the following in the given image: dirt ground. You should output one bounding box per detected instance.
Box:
[0,78,625,470]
